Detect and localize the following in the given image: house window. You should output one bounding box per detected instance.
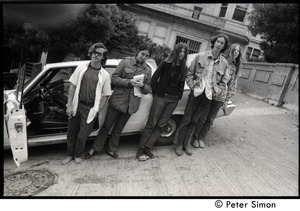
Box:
[219,3,228,18]
[138,20,151,37]
[232,4,248,22]
[153,25,167,46]
[192,6,203,19]
[246,47,261,59]
[175,36,202,54]
[246,47,253,59]
[252,49,261,59]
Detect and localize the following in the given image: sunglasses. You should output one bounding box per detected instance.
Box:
[92,51,103,56]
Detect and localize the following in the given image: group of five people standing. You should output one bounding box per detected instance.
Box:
[61,33,242,165]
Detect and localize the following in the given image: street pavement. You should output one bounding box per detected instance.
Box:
[3,92,299,197]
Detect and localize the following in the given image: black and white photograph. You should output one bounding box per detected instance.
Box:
[2,2,299,208]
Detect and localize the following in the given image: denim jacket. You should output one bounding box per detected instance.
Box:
[186,51,231,102]
[109,57,152,114]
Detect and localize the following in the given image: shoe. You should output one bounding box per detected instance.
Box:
[107,150,118,159]
[138,154,150,162]
[82,152,92,159]
[192,140,200,148]
[135,147,144,159]
[61,156,73,165]
[74,157,83,164]
[199,140,205,148]
[184,137,193,156]
[144,147,154,159]
[184,146,193,156]
[175,145,184,156]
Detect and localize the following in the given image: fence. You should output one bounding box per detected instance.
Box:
[237,62,299,112]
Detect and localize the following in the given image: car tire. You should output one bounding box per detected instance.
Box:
[155,115,183,146]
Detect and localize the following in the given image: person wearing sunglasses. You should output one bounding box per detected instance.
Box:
[83,43,153,160]
[61,42,112,165]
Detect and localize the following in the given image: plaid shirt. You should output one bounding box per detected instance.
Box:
[225,63,239,102]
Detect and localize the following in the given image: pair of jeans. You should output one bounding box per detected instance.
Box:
[92,105,131,153]
[175,91,211,146]
[67,103,97,158]
[139,95,179,149]
[194,100,223,141]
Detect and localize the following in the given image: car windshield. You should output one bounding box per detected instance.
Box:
[23,69,41,89]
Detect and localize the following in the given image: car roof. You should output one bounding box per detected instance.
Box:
[186,53,198,67]
[43,58,156,70]
[43,59,122,69]
[23,58,156,95]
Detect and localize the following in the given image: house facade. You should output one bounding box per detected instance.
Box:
[118,3,263,60]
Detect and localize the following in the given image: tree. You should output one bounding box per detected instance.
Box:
[133,36,172,66]
[4,4,171,66]
[247,4,298,63]
[47,4,140,61]
[3,21,49,67]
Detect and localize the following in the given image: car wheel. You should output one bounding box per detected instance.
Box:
[155,115,183,146]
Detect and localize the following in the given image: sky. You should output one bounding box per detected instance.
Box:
[3,4,88,29]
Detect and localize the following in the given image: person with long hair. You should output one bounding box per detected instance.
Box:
[136,43,189,161]
[83,43,153,160]
[61,42,112,165]
[192,43,242,149]
[174,34,231,156]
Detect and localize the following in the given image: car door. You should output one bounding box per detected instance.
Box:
[4,64,28,168]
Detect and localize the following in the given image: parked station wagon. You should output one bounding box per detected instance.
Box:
[4,55,236,167]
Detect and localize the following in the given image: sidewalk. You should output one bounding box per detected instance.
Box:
[3,92,299,196]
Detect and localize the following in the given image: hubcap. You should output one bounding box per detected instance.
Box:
[160,119,176,138]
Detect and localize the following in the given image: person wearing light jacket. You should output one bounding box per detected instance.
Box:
[61,42,112,165]
[192,43,242,149]
[83,43,152,160]
[174,34,231,156]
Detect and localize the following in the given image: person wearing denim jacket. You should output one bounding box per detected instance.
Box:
[83,43,152,159]
[136,43,189,161]
[174,34,231,156]
[192,43,242,149]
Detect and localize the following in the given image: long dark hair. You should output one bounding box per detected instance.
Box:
[210,33,229,53]
[165,42,189,71]
[223,43,242,76]
[135,42,153,57]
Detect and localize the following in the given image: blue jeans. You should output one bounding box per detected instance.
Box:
[174,91,211,146]
[67,103,97,158]
[139,95,179,149]
[194,100,223,140]
[92,105,131,153]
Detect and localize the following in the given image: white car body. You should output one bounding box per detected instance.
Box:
[4,55,236,167]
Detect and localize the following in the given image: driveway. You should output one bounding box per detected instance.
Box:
[3,92,299,196]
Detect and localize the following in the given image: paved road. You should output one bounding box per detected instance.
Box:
[3,92,299,196]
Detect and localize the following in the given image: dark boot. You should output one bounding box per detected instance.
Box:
[184,137,193,156]
[175,145,184,156]
[144,147,154,159]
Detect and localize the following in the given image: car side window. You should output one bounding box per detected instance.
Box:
[44,67,76,96]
